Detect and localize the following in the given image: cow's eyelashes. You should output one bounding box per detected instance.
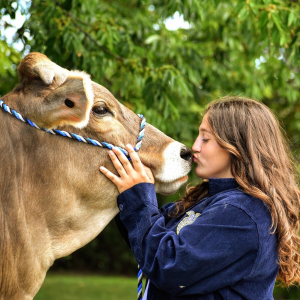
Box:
[92,105,111,117]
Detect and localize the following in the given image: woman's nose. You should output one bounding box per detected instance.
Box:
[192,136,201,152]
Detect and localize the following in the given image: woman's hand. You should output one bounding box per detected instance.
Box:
[100,144,155,194]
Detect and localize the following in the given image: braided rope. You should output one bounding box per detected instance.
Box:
[0,100,146,158]
[138,264,143,300]
[0,99,145,299]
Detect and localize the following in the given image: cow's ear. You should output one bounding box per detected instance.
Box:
[17,52,69,87]
[37,71,94,129]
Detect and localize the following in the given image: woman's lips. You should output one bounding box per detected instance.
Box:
[193,155,198,163]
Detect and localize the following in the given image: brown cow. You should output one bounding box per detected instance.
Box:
[0,52,192,299]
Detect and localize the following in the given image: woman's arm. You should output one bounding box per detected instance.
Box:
[100,146,259,296]
[117,183,258,296]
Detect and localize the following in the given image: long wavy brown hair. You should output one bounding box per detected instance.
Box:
[173,96,300,286]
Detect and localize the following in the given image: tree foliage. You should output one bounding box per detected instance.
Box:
[0,40,20,90]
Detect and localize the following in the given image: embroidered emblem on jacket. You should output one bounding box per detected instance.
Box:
[176,211,201,235]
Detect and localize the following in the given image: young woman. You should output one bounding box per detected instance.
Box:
[100,96,300,300]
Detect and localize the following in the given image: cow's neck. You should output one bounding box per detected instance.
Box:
[0,105,119,299]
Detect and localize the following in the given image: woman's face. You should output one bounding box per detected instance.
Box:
[192,114,233,179]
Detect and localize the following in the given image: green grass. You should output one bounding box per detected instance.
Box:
[34,274,300,300]
[34,274,137,300]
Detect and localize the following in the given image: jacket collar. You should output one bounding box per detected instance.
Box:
[208,178,239,197]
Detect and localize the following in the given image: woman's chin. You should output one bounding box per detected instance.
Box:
[194,168,205,178]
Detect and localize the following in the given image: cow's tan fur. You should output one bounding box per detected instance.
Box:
[0,53,190,299]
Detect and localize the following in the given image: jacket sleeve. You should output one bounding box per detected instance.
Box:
[117,182,259,296]
[114,196,174,248]
[114,213,131,247]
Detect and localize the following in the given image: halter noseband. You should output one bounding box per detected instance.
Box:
[0,100,146,158]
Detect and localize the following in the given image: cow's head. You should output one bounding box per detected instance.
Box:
[9,52,192,195]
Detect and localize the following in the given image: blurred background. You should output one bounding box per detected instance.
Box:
[0,0,300,299]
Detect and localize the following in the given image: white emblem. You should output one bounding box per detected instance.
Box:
[176,211,201,235]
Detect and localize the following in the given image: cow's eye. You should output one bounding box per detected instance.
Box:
[92,105,110,116]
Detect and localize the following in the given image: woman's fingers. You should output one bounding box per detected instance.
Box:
[100,145,155,193]
[100,166,121,185]
[112,147,134,174]
[107,150,128,177]
[143,164,155,184]
[126,144,144,173]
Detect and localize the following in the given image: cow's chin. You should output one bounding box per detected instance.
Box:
[154,175,188,195]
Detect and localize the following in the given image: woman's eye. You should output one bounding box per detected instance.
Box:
[202,139,209,143]
[92,106,110,116]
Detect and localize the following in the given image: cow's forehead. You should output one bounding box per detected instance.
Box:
[90,81,137,120]
[91,82,116,102]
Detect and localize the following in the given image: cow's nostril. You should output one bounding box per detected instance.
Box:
[180,146,192,162]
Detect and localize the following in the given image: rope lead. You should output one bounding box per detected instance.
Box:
[138,265,143,300]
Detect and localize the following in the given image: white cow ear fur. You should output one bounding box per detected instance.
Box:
[38,70,94,130]
[67,70,94,129]
[33,63,69,87]
[18,52,69,87]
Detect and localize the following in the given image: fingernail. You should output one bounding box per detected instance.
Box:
[109,150,113,155]
[126,144,133,149]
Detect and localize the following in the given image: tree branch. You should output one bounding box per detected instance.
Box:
[53,0,125,61]
[69,18,124,61]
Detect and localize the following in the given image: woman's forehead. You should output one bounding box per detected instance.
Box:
[199,115,212,134]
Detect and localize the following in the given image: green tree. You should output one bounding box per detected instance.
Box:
[0,40,21,93]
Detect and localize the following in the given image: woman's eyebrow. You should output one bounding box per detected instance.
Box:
[200,128,212,134]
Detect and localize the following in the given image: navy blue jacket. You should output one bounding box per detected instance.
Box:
[117,178,279,300]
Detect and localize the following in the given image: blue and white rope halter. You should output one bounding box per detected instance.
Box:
[0,99,146,298]
[0,100,146,158]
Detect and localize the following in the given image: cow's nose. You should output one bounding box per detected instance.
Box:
[180,146,192,162]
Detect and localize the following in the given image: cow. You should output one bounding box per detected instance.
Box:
[0,52,192,299]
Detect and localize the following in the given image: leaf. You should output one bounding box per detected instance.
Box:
[249,3,259,16]
[271,13,284,34]
[176,76,193,97]
[145,34,160,44]
[288,12,295,27]
[194,0,203,20]
[234,2,245,15]
[258,11,269,30]
[238,7,249,21]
